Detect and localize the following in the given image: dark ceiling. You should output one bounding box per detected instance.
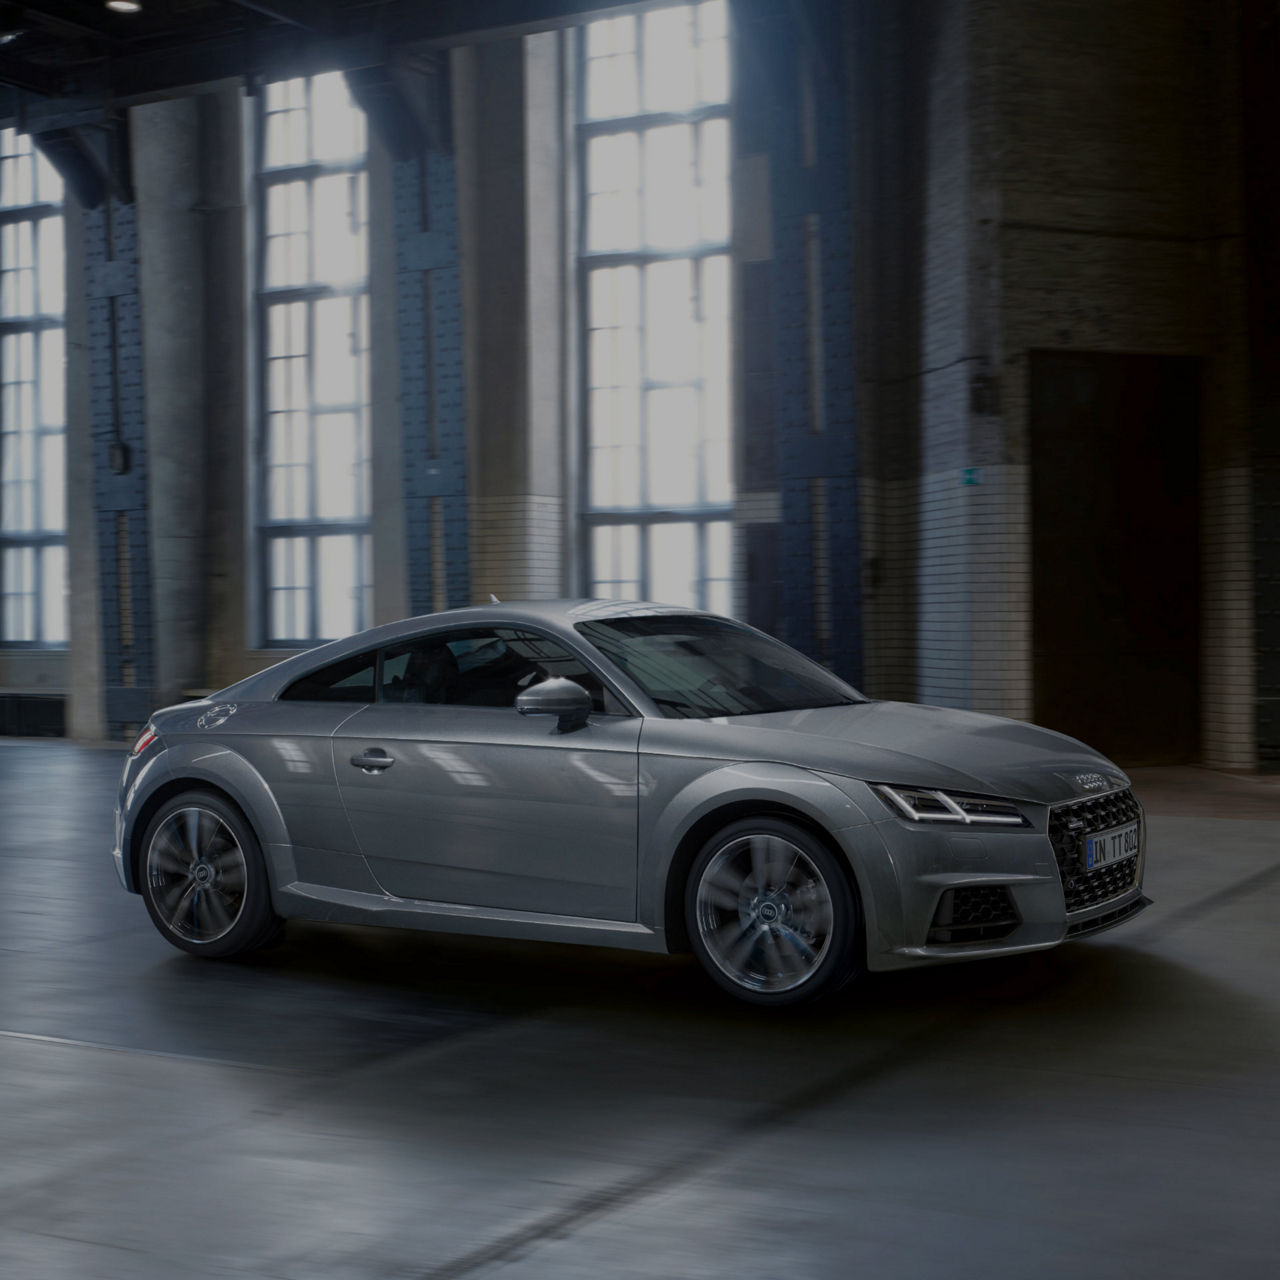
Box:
[0,0,617,122]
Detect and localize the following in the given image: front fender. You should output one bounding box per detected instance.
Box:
[637,757,896,960]
[120,742,292,893]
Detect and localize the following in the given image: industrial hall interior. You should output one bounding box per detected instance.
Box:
[3,2,1280,1280]
[0,0,1267,773]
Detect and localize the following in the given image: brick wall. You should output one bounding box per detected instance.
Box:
[854,0,1253,763]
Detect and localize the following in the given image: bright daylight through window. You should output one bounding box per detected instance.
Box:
[0,129,66,646]
[256,72,371,644]
[581,1,733,612]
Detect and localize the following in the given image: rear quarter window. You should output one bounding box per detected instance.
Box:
[280,650,377,702]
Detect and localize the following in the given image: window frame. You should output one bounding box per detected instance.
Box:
[0,129,66,649]
[574,4,735,612]
[252,74,372,648]
[278,623,642,716]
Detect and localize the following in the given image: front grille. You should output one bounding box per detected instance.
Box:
[1047,788,1143,913]
[928,885,1019,944]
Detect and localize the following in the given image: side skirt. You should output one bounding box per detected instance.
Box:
[273,881,670,953]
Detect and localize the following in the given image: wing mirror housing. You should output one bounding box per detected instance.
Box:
[515,677,593,731]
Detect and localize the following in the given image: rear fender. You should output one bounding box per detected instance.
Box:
[122,742,293,894]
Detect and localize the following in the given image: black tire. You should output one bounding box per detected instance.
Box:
[139,790,283,959]
[684,816,860,1007]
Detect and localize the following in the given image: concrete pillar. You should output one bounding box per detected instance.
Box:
[199,86,257,690]
[369,131,409,626]
[63,196,105,740]
[455,35,567,604]
[133,97,207,705]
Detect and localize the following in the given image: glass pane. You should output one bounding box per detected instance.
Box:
[590,325,641,390]
[316,534,359,638]
[2,546,35,640]
[313,297,357,405]
[41,544,66,643]
[39,328,65,427]
[586,14,636,57]
[267,302,307,358]
[589,266,640,329]
[2,379,34,435]
[39,433,64,532]
[643,7,697,113]
[590,387,640,449]
[699,118,731,243]
[699,0,728,41]
[699,38,730,105]
[267,355,308,412]
[265,109,308,168]
[310,71,366,163]
[591,523,640,598]
[587,54,639,120]
[646,387,700,506]
[269,537,309,640]
[314,412,359,519]
[37,218,65,316]
[701,255,731,502]
[35,148,63,204]
[649,522,698,607]
[706,577,732,617]
[265,180,307,234]
[706,520,732,579]
[644,126,697,249]
[587,134,640,253]
[265,77,306,114]
[312,173,366,286]
[590,443,641,508]
[645,260,696,382]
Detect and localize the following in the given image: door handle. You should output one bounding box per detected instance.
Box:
[350,749,395,774]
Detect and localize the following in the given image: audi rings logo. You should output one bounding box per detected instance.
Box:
[197,703,238,730]
[1073,772,1108,792]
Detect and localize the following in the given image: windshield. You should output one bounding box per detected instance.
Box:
[576,615,864,718]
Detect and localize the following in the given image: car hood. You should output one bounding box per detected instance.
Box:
[645,700,1126,806]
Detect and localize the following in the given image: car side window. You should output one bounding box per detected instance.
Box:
[280,650,377,702]
[380,627,626,714]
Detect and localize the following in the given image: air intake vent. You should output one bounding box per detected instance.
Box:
[928,885,1019,944]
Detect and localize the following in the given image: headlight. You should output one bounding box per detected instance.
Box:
[874,784,1028,827]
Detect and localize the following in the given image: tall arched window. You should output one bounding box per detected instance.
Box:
[579,2,733,612]
[0,129,65,645]
[254,73,371,644]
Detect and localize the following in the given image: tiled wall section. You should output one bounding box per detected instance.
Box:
[859,474,916,703]
[470,495,564,602]
[915,468,971,708]
[1202,464,1254,770]
[966,462,1032,721]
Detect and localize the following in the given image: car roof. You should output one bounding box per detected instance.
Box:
[212,600,706,702]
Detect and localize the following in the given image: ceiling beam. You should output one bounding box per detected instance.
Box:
[2,0,639,128]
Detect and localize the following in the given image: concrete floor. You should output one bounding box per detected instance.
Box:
[1,740,1278,1279]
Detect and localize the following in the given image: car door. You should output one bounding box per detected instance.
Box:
[226,647,377,873]
[332,625,642,920]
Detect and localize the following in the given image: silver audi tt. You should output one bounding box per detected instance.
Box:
[112,601,1150,1005]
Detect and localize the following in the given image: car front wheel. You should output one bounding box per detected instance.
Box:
[685,817,860,1006]
[139,791,282,959]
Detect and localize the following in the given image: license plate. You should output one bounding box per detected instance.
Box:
[1084,820,1140,870]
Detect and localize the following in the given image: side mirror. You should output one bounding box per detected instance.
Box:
[515,677,593,731]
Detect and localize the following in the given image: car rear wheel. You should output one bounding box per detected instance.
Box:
[140,792,282,959]
[685,817,859,1006]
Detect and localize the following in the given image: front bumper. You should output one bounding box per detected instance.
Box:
[825,778,1149,971]
[111,805,127,889]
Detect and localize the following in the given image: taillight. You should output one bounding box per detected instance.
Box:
[130,724,157,757]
